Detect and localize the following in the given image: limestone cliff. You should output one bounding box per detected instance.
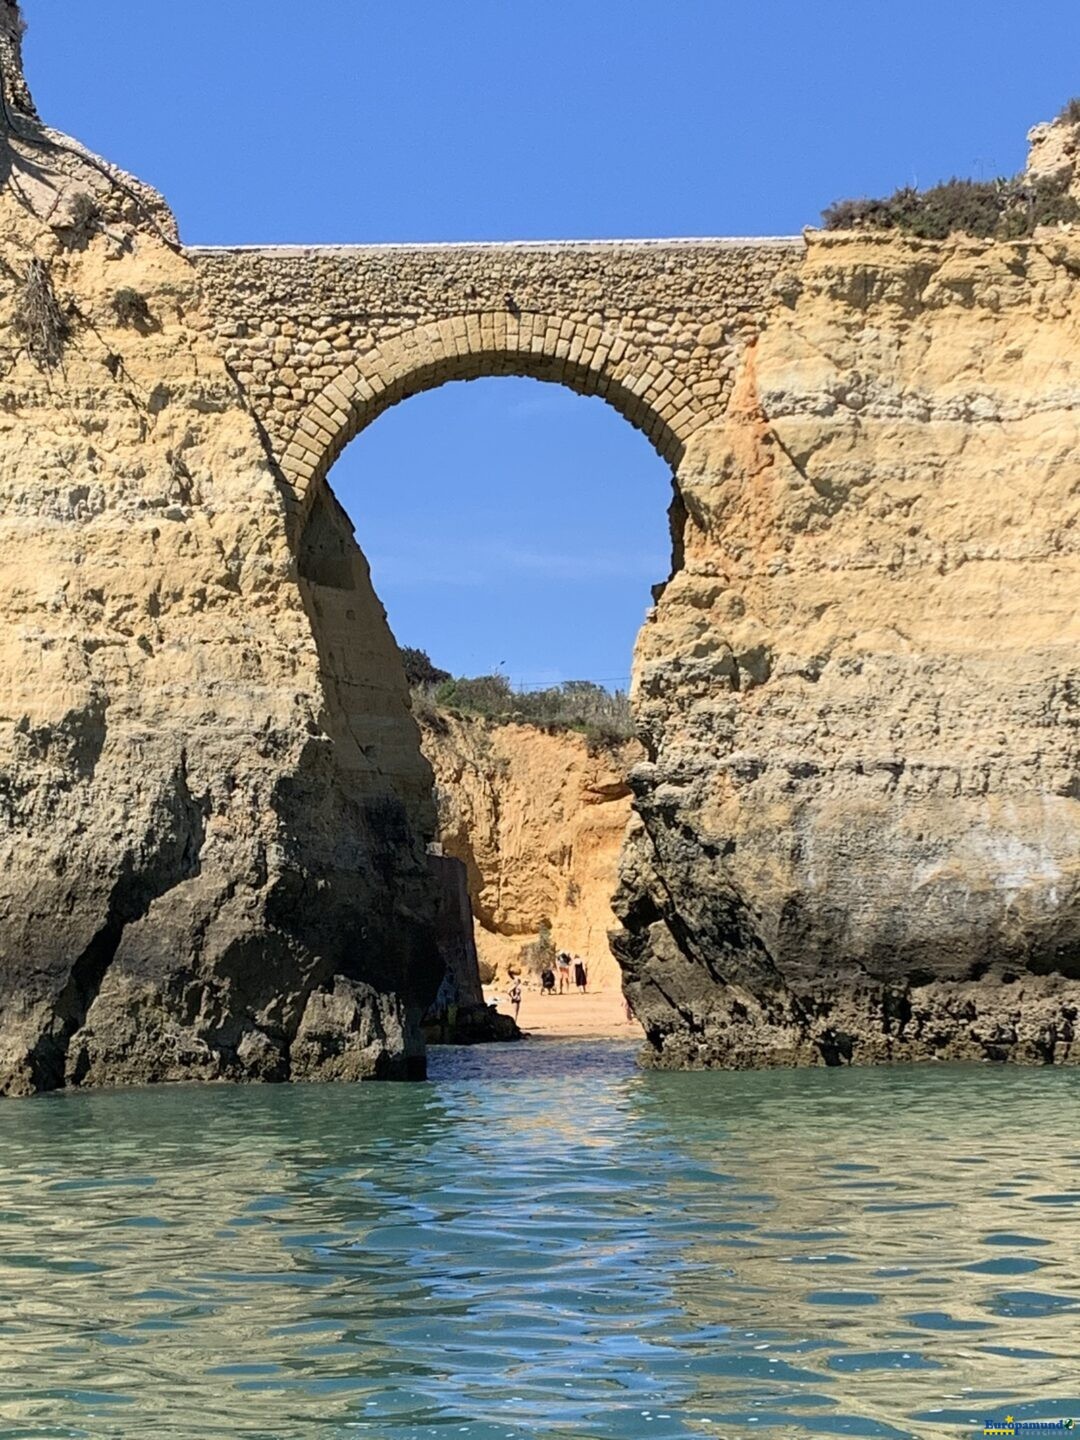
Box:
[618,225,1080,1067]
[0,9,441,1094]
[7,1,1080,1086]
[419,712,640,990]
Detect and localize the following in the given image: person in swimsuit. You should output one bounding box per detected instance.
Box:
[556,952,571,994]
[509,980,522,1019]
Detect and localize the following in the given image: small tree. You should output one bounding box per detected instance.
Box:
[400,646,451,688]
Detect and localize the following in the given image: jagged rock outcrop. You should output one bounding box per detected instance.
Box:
[0,2,35,123]
[0,8,441,1094]
[426,852,520,1043]
[1026,108,1080,201]
[617,226,1080,1067]
[420,711,641,989]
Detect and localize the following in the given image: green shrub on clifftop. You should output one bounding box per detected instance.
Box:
[822,174,1080,240]
[400,646,451,688]
[402,651,634,745]
[823,101,1080,239]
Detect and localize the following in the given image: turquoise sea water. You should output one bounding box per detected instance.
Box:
[0,1042,1078,1440]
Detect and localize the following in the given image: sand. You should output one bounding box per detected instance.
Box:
[483,985,645,1041]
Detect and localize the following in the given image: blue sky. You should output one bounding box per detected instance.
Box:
[24,1,1080,682]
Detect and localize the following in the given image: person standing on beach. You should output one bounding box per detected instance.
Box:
[509,980,522,1020]
[573,957,588,993]
[556,952,571,994]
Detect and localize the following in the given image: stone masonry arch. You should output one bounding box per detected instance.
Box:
[279,313,704,505]
[190,239,805,510]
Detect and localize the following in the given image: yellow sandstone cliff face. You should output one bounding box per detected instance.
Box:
[619,225,1080,1067]
[0,9,440,1094]
[419,713,641,991]
[6,0,1080,1084]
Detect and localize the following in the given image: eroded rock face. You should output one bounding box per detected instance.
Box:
[1026,111,1080,200]
[420,712,641,989]
[0,32,441,1094]
[6,5,1080,1083]
[0,1,35,122]
[617,230,1080,1068]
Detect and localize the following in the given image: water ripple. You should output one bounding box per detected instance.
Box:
[0,1044,1076,1438]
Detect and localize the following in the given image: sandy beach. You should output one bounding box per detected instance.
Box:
[484,985,645,1040]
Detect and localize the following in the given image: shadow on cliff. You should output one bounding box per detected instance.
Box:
[23,753,207,1092]
[279,479,444,1023]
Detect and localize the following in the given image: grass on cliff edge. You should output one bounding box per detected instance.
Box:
[822,97,1080,239]
[401,650,634,747]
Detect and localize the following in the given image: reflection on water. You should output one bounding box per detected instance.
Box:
[0,1042,1078,1439]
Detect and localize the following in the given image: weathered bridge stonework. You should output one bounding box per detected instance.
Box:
[191,239,802,499]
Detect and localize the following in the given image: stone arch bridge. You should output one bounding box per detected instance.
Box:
[6,0,1080,1094]
[191,238,802,504]
[183,234,1080,1077]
